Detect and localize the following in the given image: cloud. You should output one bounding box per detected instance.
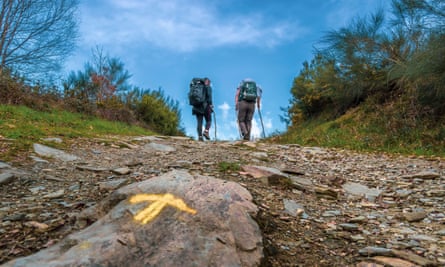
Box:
[251,111,271,140]
[263,115,273,130]
[79,0,305,52]
[214,102,238,140]
[250,119,261,140]
[217,102,230,120]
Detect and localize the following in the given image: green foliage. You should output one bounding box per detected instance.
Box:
[288,10,391,125]
[392,33,445,116]
[284,0,445,158]
[135,88,183,136]
[0,70,62,111]
[279,98,445,157]
[288,0,445,122]
[218,161,240,173]
[2,45,185,138]
[289,55,335,123]
[63,48,131,114]
[0,104,152,139]
[0,104,154,161]
[62,50,184,135]
[63,69,99,114]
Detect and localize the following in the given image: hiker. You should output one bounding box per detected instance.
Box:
[235,78,262,141]
[190,77,213,141]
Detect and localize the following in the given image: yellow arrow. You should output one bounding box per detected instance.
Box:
[129,193,197,224]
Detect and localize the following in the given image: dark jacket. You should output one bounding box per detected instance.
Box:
[192,85,212,115]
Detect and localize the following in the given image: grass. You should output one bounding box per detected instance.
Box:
[0,104,155,161]
[218,161,241,173]
[277,105,445,158]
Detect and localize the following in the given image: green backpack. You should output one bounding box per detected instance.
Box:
[240,81,257,102]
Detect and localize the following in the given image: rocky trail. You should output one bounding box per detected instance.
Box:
[0,136,444,266]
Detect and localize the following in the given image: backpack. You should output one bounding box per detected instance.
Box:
[239,80,257,102]
[188,78,206,106]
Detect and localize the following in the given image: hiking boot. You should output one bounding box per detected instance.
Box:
[203,130,210,140]
[243,134,250,141]
[198,136,204,141]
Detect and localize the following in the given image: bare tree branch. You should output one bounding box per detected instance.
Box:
[0,0,79,80]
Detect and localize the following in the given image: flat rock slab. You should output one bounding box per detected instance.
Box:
[401,171,440,180]
[143,142,176,152]
[241,165,290,186]
[33,144,79,162]
[342,182,382,200]
[0,162,11,169]
[3,170,263,267]
[0,172,15,185]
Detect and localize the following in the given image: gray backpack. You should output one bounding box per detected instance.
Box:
[188,78,206,106]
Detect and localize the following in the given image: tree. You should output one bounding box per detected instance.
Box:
[63,48,131,107]
[392,0,445,116]
[87,47,132,103]
[320,9,389,99]
[0,0,79,79]
[287,54,338,124]
[287,0,445,127]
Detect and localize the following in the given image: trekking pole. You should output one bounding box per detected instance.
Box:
[258,108,266,139]
[212,109,217,141]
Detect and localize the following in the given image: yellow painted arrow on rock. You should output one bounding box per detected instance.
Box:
[129,193,197,224]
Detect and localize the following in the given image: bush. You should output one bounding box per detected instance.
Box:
[137,92,182,136]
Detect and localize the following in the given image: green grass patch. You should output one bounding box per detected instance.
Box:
[0,104,155,161]
[218,161,241,173]
[278,105,445,158]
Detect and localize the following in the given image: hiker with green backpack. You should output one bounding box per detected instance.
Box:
[235,78,262,141]
[189,77,213,141]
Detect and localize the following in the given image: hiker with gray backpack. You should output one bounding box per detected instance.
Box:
[189,77,213,141]
[235,78,262,141]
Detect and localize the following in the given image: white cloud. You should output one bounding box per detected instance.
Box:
[251,110,270,140]
[263,115,273,131]
[251,119,261,140]
[79,0,305,52]
[217,102,230,120]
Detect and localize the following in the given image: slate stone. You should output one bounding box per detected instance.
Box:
[0,162,11,169]
[0,172,14,185]
[143,142,176,152]
[3,170,263,267]
[342,182,382,201]
[33,143,79,161]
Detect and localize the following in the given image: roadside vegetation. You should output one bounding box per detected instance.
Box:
[0,104,155,161]
[1,0,444,161]
[0,51,184,161]
[279,0,445,158]
[0,2,184,161]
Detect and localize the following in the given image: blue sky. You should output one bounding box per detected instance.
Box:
[64,0,388,140]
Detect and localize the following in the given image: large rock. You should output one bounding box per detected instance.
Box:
[3,170,263,267]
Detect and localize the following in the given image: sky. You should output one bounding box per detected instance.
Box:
[64,0,389,140]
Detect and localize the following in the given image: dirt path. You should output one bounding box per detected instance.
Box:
[1,136,444,266]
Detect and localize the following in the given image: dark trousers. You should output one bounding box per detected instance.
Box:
[237,100,255,140]
[196,107,212,137]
